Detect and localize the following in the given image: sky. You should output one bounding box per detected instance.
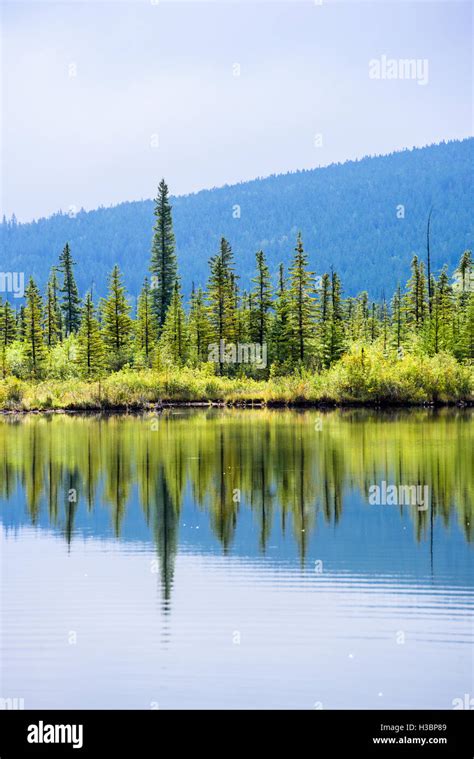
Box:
[1,0,472,221]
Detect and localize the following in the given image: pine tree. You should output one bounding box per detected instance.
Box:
[250,250,272,346]
[328,270,345,363]
[76,293,106,378]
[288,233,316,365]
[207,237,236,374]
[159,278,189,366]
[17,305,26,340]
[189,286,212,364]
[391,284,405,352]
[0,298,16,347]
[45,269,62,346]
[405,255,427,332]
[270,264,292,369]
[136,277,155,365]
[316,272,331,368]
[23,277,46,377]
[150,179,177,334]
[101,265,133,370]
[58,243,81,335]
[0,298,16,377]
[381,298,390,353]
[453,251,473,360]
[429,267,454,353]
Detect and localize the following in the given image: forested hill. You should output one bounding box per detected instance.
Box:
[2,138,472,301]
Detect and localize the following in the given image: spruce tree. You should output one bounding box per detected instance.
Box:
[150,179,177,334]
[429,267,453,353]
[159,278,189,366]
[136,277,155,365]
[316,272,331,368]
[0,298,16,377]
[24,277,46,377]
[189,286,212,364]
[0,299,16,347]
[101,265,133,370]
[288,233,316,365]
[250,250,272,346]
[391,284,405,352]
[45,269,62,346]
[270,264,292,369]
[453,251,473,360]
[58,243,81,335]
[329,270,345,363]
[77,293,106,378]
[207,237,236,374]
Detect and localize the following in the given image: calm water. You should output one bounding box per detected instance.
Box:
[0,409,472,710]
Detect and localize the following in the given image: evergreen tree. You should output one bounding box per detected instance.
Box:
[391,284,405,352]
[189,286,212,364]
[159,278,189,366]
[136,277,155,365]
[405,255,427,332]
[76,293,106,378]
[45,269,62,346]
[271,264,292,369]
[0,298,16,377]
[429,267,454,353]
[58,243,81,335]
[453,251,473,360]
[250,250,272,346]
[24,277,46,376]
[101,265,133,370]
[316,273,331,368]
[0,298,16,347]
[328,270,345,363]
[207,237,236,374]
[150,179,177,334]
[288,233,316,365]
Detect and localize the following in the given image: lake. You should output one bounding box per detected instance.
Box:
[0,408,472,710]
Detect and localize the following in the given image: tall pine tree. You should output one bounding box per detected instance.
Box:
[77,293,106,378]
[58,243,81,335]
[24,277,46,377]
[101,265,133,370]
[150,179,177,334]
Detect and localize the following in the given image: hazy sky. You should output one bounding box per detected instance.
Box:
[2,0,472,221]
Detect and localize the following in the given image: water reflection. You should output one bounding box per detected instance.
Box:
[1,409,472,566]
[0,409,472,709]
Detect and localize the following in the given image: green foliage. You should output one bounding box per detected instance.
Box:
[2,176,473,403]
[77,294,106,378]
[288,233,316,365]
[58,243,81,335]
[24,277,46,377]
[100,265,133,370]
[150,179,177,333]
[158,279,189,367]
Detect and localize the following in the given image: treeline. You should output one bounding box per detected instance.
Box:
[1,179,473,381]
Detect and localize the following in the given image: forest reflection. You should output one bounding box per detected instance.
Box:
[0,409,472,599]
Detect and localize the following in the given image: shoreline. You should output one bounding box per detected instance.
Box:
[1,398,472,414]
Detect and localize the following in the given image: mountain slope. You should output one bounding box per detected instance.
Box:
[2,138,472,301]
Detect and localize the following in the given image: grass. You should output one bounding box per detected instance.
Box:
[1,348,472,411]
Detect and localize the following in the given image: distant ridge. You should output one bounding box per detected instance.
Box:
[2,138,472,300]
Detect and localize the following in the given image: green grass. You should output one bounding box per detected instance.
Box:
[1,348,472,410]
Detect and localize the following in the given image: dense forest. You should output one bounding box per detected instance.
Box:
[1,138,473,300]
[0,176,472,408]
